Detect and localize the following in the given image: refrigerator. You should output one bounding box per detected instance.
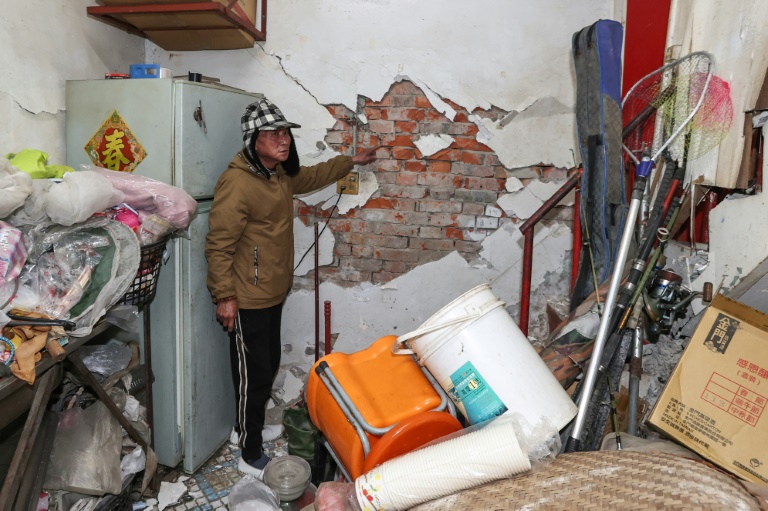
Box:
[66,78,264,472]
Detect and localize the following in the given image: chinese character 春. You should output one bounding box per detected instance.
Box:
[101,130,131,170]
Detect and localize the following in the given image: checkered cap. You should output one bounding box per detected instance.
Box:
[241,98,301,136]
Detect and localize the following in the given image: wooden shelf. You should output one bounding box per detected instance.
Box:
[87,1,267,51]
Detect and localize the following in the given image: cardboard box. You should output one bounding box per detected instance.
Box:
[95,0,261,51]
[648,294,768,483]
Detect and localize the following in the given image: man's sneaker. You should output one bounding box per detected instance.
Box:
[229,428,240,446]
[238,453,271,479]
[262,423,284,442]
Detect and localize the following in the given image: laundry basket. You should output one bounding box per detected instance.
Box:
[118,236,169,307]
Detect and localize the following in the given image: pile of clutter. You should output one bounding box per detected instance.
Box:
[0,150,197,381]
[0,150,197,509]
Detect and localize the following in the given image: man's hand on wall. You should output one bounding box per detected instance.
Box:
[351,145,382,166]
[216,299,238,332]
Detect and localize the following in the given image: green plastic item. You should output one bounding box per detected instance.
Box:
[6,149,74,179]
[282,404,319,462]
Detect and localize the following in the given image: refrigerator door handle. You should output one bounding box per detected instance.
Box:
[193,100,207,134]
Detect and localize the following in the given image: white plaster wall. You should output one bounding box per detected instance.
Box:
[143,0,617,399]
[147,0,617,169]
[0,0,144,163]
[668,0,768,189]
[665,1,768,298]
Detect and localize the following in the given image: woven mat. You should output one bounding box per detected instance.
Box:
[410,450,763,510]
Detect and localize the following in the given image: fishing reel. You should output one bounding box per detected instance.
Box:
[642,269,713,343]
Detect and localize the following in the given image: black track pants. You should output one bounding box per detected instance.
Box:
[229,302,283,460]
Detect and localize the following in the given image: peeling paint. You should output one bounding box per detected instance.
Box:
[472,97,577,168]
[414,134,455,157]
[505,176,524,193]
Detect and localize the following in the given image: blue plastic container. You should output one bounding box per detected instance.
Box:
[129,64,162,79]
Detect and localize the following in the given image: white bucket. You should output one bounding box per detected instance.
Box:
[393,284,577,430]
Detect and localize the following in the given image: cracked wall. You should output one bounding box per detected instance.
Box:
[145,0,618,403]
[0,1,144,163]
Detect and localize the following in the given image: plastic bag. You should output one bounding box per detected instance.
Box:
[120,446,146,480]
[45,170,124,226]
[0,221,27,286]
[0,157,33,218]
[78,341,133,380]
[90,165,198,230]
[316,482,360,511]
[12,219,140,336]
[12,232,105,319]
[283,403,320,461]
[228,475,280,511]
[44,401,123,495]
[103,304,139,332]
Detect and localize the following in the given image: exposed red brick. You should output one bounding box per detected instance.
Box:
[395,172,419,186]
[415,96,432,108]
[454,111,470,123]
[334,243,352,257]
[404,160,427,173]
[429,149,462,161]
[381,135,416,147]
[391,81,421,95]
[374,248,420,262]
[428,161,451,174]
[448,123,480,137]
[392,95,415,107]
[369,120,395,133]
[364,108,381,120]
[460,152,484,165]
[426,109,449,122]
[382,108,427,122]
[461,177,505,191]
[382,260,409,273]
[377,160,401,172]
[395,121,418,133]
[445,227,465,240]
[326,105,348,117]
[351,245,374,258]
[365,197,395,209]
[453,137,491,151]
[364,96,391,106]
[392,147,415,160]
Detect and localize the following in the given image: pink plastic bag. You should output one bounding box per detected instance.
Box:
[0,221,27,287]
[91,167,198,230]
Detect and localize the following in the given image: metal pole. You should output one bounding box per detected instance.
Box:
[314,222,320,362]
[628,317,643,436]
[568,160,651,448]
[572,186,582,292]
[324,300,332,357]
[520,230,534,337]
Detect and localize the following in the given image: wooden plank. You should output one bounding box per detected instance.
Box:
[14,412,57,511]
[0,365,61,510]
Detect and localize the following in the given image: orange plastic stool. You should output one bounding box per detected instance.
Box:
[306,335,460,479]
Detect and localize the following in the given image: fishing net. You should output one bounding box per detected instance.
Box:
[622,51,733,165]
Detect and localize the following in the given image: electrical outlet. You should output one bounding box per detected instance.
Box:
[337,172,359,195]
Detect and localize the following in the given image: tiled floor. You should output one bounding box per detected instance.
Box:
[157,435,290,510]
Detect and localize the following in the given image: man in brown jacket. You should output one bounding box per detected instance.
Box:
[205,98,378,477]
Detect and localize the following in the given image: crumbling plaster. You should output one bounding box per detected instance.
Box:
[0,0,144,163]
[143,1,616,400]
